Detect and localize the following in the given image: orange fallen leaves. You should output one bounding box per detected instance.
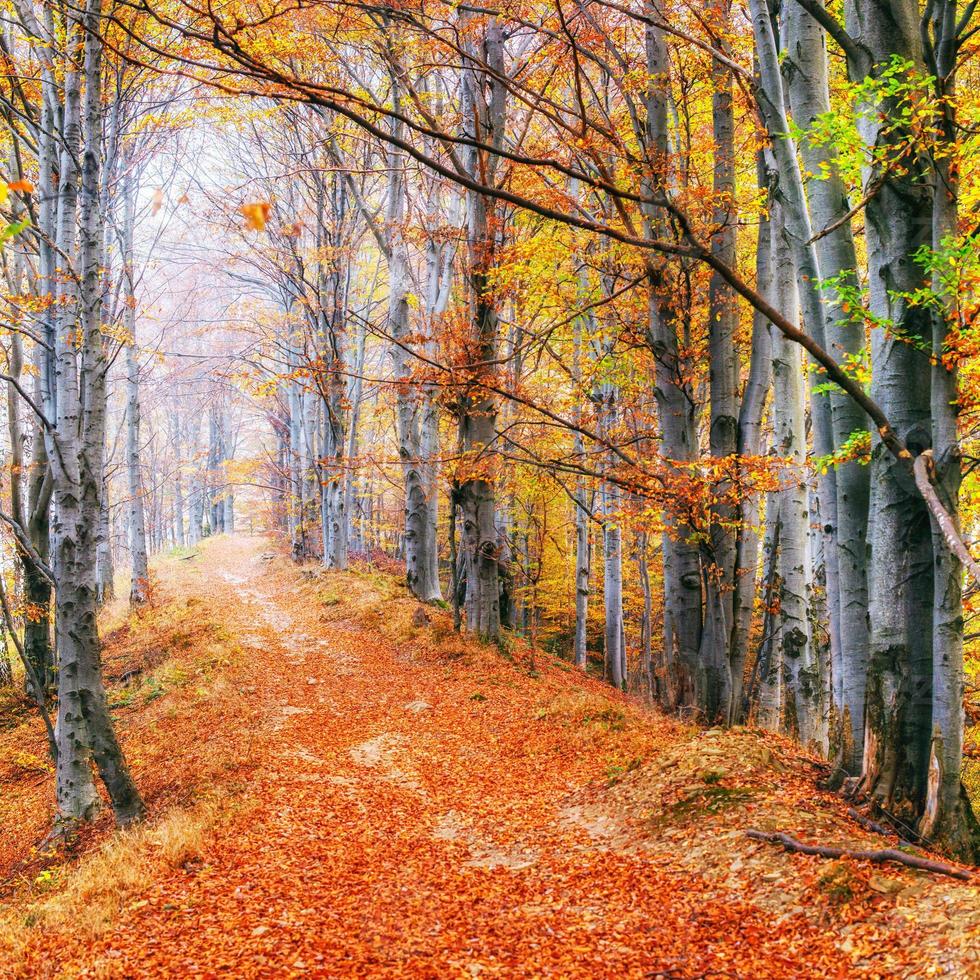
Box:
[0,537,976,978]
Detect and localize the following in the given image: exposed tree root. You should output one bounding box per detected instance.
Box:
[746,830,974,881]
[846,807,914,846]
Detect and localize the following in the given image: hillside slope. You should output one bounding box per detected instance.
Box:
[1,536,978,978]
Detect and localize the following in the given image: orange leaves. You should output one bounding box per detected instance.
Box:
[7,180,33,194]
[2,537,973,978]
[239,201,271,232]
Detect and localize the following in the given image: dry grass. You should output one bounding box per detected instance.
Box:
[0,538,264,971]
[535,688,631,729]
[0,795,239,969]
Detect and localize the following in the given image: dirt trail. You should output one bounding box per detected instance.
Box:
[14,538,974,978]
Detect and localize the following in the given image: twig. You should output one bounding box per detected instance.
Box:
[914,451,980,584]
[805,173,884,245]
[846,807,915,845]
[746,830,973,881]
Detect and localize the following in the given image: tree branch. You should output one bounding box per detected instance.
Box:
[913,451,980,583]
[747,830,973,880]
[790,0,868,70]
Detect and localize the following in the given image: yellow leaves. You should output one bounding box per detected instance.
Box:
[240,201,271,232]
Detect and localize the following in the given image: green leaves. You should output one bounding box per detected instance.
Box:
[813,429,872,474]
[0,180,31,245]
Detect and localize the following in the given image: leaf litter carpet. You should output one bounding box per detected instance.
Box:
[7,536,980,978]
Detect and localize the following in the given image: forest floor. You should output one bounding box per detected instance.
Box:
[1,536,979,978]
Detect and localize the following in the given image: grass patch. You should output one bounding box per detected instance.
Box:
[605,757,643,787]
[652,784,757,829]
[0,793,246,969]
[536,690,629,732]
[814,860,861,906]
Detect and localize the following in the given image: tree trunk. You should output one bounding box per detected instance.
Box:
[846,0,937,833]
[95,485,114,605]
[782,0,870,779]
[50,0,144,826]
[917,1,978,856]
[643,15,701,710]
[458,10,505,639]
[699,0,737,724]
[731,158,772,721]
[571,252,592,671]
[770,207,823,749]
[122,172,149,605]
[602,477,625,690]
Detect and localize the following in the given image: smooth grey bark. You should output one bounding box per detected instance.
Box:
[643,14,702,710]
[636,532,653,695]
[917,1,977,855]
[316,172,351,571]
[95,486,114,605]
[222,413,236,535]
[171,408,185,548]
[458,11,505,638]
[383,67,442,599]
[0,631,12,688]
[783,0,871,779]
[286,333,308,560]
[732,159,772,721]
[756,496,782,731]
[47,16,101,823]
[594,270,624,689]
[419,184,454,600]
[572,262,592,671]
[48,1,144,826]
[208,402,226,535]
[750,0,841,732]
[121,170,149,605]
[770,207,823,749]
[343,317,367,558]
[602,508,625,690]
[5,329,54,698]
[844,0,938,835]
[600,388,624,689]
[0,122,55,696]
[699,0,738,723]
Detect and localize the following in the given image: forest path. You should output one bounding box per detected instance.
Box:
[22,536,964,978]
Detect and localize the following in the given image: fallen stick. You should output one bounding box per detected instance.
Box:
[745,830,973,881]
[845,807,914,846]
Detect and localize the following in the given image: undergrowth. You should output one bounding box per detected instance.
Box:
[0,791,250,970]
[0,539,259,967]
